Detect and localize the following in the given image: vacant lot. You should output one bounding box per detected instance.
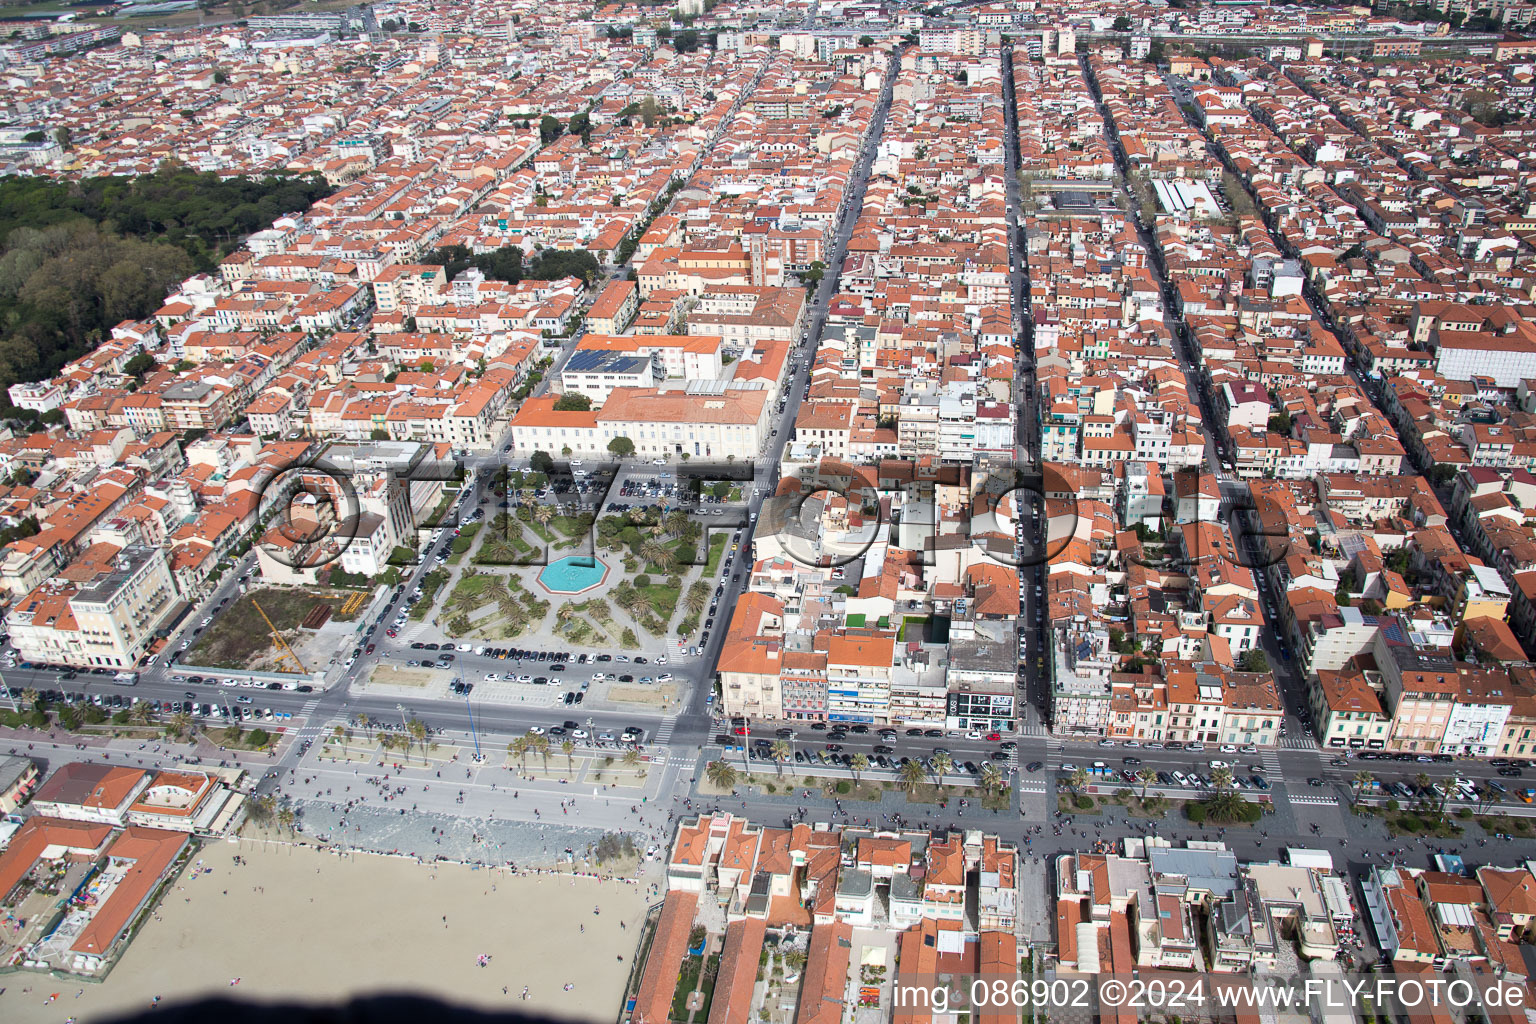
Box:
[186,587,364,671]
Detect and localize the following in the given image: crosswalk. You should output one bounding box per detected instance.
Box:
[1016,780,1048,794]
[289,701,326,745]
[1279,734,1318,750]
[1289,793,1340,806]
[653,716,677,748]
[1260,748,1282,775]
[1018,723,1048,738]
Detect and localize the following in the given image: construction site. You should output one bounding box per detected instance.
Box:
[183,586,371,673]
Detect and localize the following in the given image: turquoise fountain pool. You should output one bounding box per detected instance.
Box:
[537,555,610,594]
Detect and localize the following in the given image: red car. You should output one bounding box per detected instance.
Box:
[365,643,375,654]
[986,732,1001,742]
[733,726,747,735]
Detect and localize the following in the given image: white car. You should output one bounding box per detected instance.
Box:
[572,728,589,739]
[517,674,533,683]
[221,679,239,688]
[528,726,546,735]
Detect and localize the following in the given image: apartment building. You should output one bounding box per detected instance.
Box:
[6,544,179,669]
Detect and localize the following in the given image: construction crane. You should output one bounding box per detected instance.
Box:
[251,598,307,674]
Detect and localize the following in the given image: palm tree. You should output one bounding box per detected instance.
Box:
[685,585,708,617]
[509,736,529,770]
[899,759,928,794]
[1480,786,1503,817]
[623,747,643,775]
[642,540,674,574]
[130,701,152,727]
[534,503,555,530]
[1352,770,1374,801]
[850,752,869,785]
[1212,766,1234,793]
[978,762,1002,796]
[1413,772,1434,810]
[706,759,739,792]
[407,717,428,762]
[770,739,792,776]
[333,724,348,756]
[276,806,296,835]
[534,733,551,773]
[20,687,37,710]
[1068,765,1089,797]
[168,711,194,742]
[666,509,689,535]
[931,751,954,787]
[561,738,575,772]
[1137,769,1156,801]
[356,713,372,741]
[248,793,276,827]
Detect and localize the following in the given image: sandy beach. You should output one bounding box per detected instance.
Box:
[0,841,655,1024]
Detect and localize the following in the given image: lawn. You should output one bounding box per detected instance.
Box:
[694,952,721,1022]
[446,523,481,565]
[551,513,594,538]
[409,570,450,620]
[186,587,363,670]
[704,534,727,575]
[475,516,535,563]
[671,954,704,1020]
[422,490,456,527]
[1475,813,1532,837]
[638,578,681,624]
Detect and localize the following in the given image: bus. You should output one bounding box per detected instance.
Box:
[112,671,138,686]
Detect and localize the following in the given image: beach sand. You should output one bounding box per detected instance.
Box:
[0,841,654,1024]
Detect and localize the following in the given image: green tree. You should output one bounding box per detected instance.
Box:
[1068,765,1089,796]
[850,752,869,784]
[1240,649,1269,673]
[858,34,874,45]
[553,393,592,411]
[1113,15,1133,30]
[899,759,927,794]
[706,759,739,791]
[771,739,792,776]
[930,751,954,786]
[539,114,563,144]
[607,435,635,458]
[530,450,555,475]
[978,762,1002,797]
